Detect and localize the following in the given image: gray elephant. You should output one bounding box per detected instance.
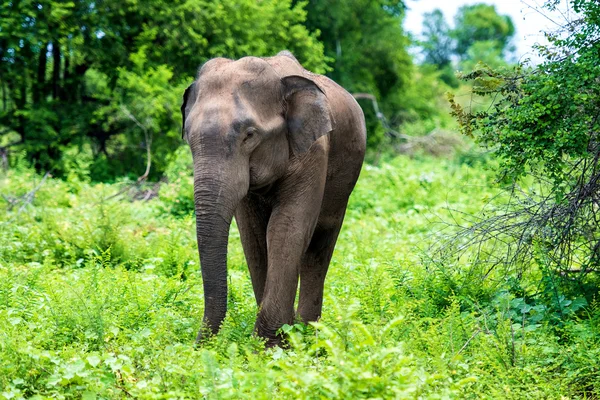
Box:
[180,51,366,346]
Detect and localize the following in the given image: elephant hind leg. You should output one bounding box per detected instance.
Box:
[296,213,345,324]
[235,193,270,306]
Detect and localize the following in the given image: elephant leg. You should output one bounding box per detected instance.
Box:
[297,210,346,323]
[235,193,271,306]
[256,203,322,344]
[256,164,327,345]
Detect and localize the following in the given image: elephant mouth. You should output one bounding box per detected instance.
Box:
[249,182,274,196]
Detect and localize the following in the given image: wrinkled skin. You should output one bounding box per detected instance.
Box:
[181,51,366,346]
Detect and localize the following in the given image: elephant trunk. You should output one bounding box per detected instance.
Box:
[193,162,248,340]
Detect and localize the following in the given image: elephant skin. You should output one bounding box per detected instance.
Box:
[180,51,366,346]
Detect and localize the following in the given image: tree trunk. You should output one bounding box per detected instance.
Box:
[34,42,48,104]
[1,79,6,112]
[74,63,89,103]
[19,79,27,110]
[62,47,70,101]
[52,40,61,100]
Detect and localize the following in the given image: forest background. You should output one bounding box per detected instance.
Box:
[0,0,520,178]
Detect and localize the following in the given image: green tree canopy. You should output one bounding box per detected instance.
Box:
[419,4,515,87]
[300,0,413,146]
[452,3,515,59]
[0,0,326,180]
[448,0,600,295]
[421,9,453,68]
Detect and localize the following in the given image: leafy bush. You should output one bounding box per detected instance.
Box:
[445,0,600,312]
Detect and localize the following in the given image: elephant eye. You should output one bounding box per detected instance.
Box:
[244,128,257,141]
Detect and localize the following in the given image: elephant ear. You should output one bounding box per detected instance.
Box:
[282,75,334,156]
[181,81,198,139]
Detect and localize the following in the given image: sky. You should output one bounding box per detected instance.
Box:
[403,0,576,64]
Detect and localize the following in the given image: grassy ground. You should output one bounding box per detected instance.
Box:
[1,152,599,399]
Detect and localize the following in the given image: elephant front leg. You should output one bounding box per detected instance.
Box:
[256,174,326,346]
[256,203,322,346]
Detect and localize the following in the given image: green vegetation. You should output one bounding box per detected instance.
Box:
[0,0,326,179]
[2,154,599,398]
[2,0,600,397]
[448,0,600,304]
[419,4,515,87]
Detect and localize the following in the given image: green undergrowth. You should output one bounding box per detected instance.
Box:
[0,152,598,399]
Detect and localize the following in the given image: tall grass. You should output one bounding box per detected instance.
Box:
[0,153,598,398]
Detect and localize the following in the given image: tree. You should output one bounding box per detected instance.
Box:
[447,0,600,299]
[452,3,515,59]
[419,9,458,87]
[419,5,514,88]
[421,9,453,68]
[300,0,413,147]
[0,0,326,180]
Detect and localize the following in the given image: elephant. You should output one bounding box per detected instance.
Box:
[180,51,366,346]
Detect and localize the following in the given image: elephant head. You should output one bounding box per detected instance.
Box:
[180,56,334,338]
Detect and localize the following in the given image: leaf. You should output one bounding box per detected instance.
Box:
[86,354,101,368]
[11,378,24,386]
[458,376,478,385]
[279,324,293,334]
[381,315,405,339]
[81,391,97,400]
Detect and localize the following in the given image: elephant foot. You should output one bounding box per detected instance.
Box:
[264,336,284,348]
[195,321,220,346]
[256,326,285,348]
[255,317,291,348]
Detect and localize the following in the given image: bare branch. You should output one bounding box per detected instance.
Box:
[1,171,52,226]
[353,92,406,140]
[120,105,152,182]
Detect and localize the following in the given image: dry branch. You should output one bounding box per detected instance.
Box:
[353,92,464,157]
[431,137,600,292]
[1,171,52,226]
[352,93,407,140]
[0,138,23,170]
[120,105,152,182]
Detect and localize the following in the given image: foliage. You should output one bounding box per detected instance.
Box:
[421,10,453,68]
[445,0,600,308]
[451,1,600,184]
[0,0,326,180]
[452,4,515,60]
[1,154,599,398]
[459,41,509,72]
[418,5,515,87]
